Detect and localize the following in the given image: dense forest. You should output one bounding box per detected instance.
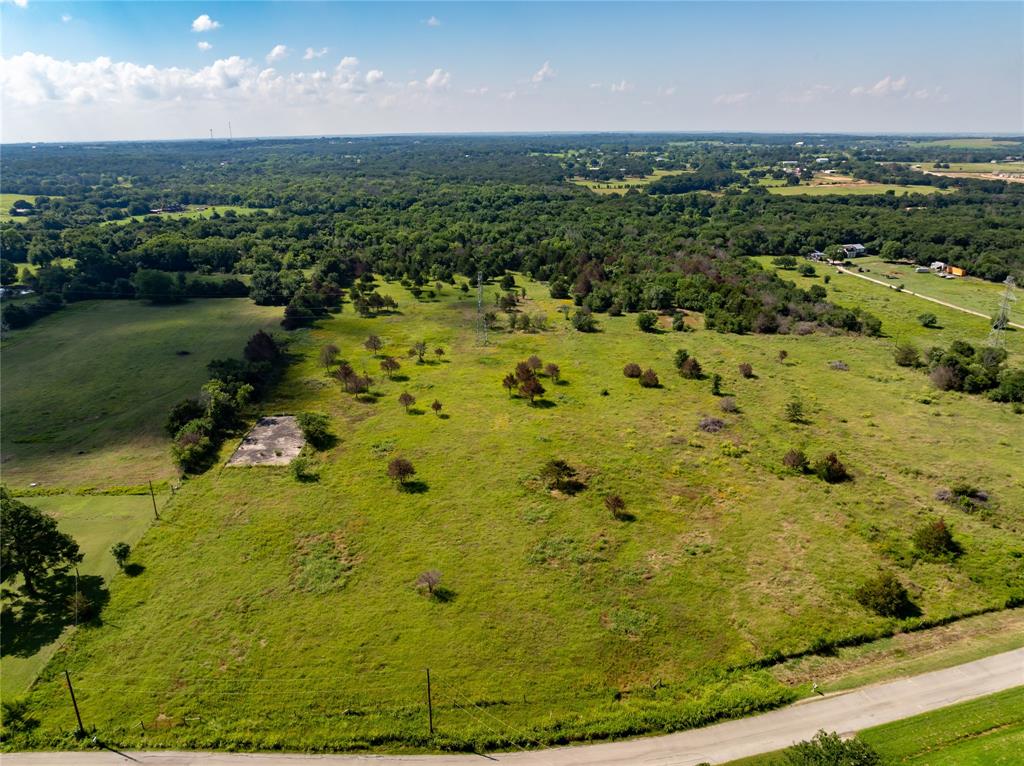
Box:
[2,134,1023,335]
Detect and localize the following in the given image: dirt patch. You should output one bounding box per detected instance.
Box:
[227,415,305,466]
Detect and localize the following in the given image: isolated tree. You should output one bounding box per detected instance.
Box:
[738,362,754,378]
[623,362,642,378]
[893,343,920,367]
[319,343,340,370]
[434,347,445,361]
[417,569,443,596]
[520,376,545,403]
[605,494,627,520]
[710,373,722,396]
[111,542,131,570]
[380,356,401,379]
[778,349,789,363]
[364,334,384,354]
[784,398,804,423]
[544,362,561,382]
[1,489,83,598]
[913,518,960,559]
[526,355,543,373]
[854,572,914,618]
[398,391,416,413]
[917,312,939,329]
[410,341,427,363]
[387,457,416,486]
[431,399,443,417]
[502,372,518,397]
[637,311,658,332]
[639,368,660,388]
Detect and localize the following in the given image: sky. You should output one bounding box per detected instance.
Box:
[1,1,1021,142]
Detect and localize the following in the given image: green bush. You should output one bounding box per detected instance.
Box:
[636,311,658,332]
[785,730,881,765]
[296,412,332,450]
[912,518,960,560]
[813,452,850,483]
[854,572,915,618]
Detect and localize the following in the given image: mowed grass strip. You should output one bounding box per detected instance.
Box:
[1,494,159,698]
[0,298,281,487]
[14,274,1023,751]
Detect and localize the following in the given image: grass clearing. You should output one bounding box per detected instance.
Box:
[0,298,282,488]
[1,493,161,698]
[571,169,683,194]
[911,138,1023,149]
[103,205,273,226]
[766,183,947,196]
[12,275,1024,752]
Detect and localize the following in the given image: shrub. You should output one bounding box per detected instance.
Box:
[296,412,332,450]
[918,312,939,328]
[519,376,546,403]
[674,349,690,370]
[854,572,915,618]
[387,457,416,485]
[540,459,584,493]
[830,360,849,371]
[430,400,443,417]
[679,357,702,379]
[526,355,543,372]
[783,449,808,472]
[638,368,660,388]
[604,494,628,520]
[719,396,738,413]
[398,391,416,412]
[637,311,658,332]
[930,364,960,391]
[784,730,881,766]
[710,373,722,395]
[623,362,642,378]
[784,398,804,423]
[319,343,340,369]
[912,519,960,560]
[893,343,920,367]
[672,313,688,332]
[110,542,131,569]
[698,416,725,433]
[416,569,442,596]
[543,362,561,382]
[814,452,850,483]
[571,309,597,332]
[738,362,754,378]
[165,398,205,437]
[291,453,320,482]
[778,349,789,362]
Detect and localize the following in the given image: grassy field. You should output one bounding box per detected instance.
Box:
[726,686,1024,765]
[571,169,682,194]
[1,493,161,698]
[10,274,1023,752]
[766,183,947,196]
[911,138,1023,149]
[848,256,1014,318]
[754,257,1022,364]
[1,193,41,221]
[103,205,272,226]
[0,299,281,488]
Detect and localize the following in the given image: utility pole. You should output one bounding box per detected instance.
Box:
[425,668,434,736]
[64,670,86,738]
[148,481,160,521]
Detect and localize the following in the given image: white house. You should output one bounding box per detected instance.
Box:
[841,244,866,257]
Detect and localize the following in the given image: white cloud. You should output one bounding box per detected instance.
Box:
[714,91,751,105]
[191,14,221,33]
[659,86,677,96]
[610,80,633,93]
[197,41,213,52]
[339,56,359,69]
[531,61,555,83]
[266,45,289,64]
[365,69,384,85]
[780,84,835,104]
[1,0,30,7]
[425,68,451,90]
[61,14,72,23]
[851,75,907,97]
[425,16,441,27]
[304,47,328,60]
[466,86,489,96]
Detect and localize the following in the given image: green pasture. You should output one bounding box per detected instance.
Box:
[0,298,281,488]
[11,274,1023,751]
[103,205,272,226]
[766,183,947,196]
[571,169,682,194]
[911,138,1022,149]
[1,194,43,221]
[726,686,1024,765]
[1,493,160,698]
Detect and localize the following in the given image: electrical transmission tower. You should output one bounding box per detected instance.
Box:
[987,276,1016,349]
[476,271,488,346]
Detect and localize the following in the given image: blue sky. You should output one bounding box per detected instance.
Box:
[1,2,1021,142]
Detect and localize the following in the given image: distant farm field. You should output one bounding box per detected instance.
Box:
[766,183,947,196]
[0,493,160,698]
[13,275,1024,752]
[911,138,1023,149]
[0,299,281,487]
[104,205,273,226]
[571,169,682,194]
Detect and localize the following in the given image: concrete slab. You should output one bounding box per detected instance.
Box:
[226,416,305,466]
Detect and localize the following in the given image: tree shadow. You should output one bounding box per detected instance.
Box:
[400,480,429,494]
[554,380,570,386]
[431,586,457,603]
[530,399,557,409]
[389,374,410,382]
[123,563,145,577]
[613,511,638,522]
[1,574,110,658]
[438,413,451,420]
[355,393,380,404]
[407,408,426,416]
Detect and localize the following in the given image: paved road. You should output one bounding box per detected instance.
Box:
[8,648,1023,766]
[835,266,1024,330]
